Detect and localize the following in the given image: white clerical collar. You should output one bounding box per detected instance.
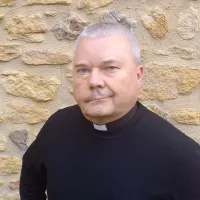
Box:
[92,103,138,133]
[93,123,108,131]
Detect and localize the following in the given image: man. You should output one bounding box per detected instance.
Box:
[20,23,200,200]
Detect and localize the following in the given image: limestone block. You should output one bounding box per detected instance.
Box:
[0,136,7,152]
[0,45,20,62]
[23,0,71,5]
[22,49,72,65]
[9,129,28,151]
[169,45,197,60]
[139,63,200,101]
[4,101,49,124]
[0,0,15,6]
[77,0,113,11]
[154,49,170,56]
[9,180,20,190]
[142,9,168,38]
[52,14,89,41]
[23,34,45,43]
[1,71,61,101]
[176,6,198,40]
[101,10,137,30]
[154,45,198,60]
[0,156,21,175]
[5,14,47,41]
[173,109,200,125]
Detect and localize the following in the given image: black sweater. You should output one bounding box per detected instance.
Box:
[20,102,200,200]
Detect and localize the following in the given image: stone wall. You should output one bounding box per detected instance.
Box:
[0,0,200,198]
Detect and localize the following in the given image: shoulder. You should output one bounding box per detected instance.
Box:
[49,104,81,119]
[137,102,200,151]
[137,102,200,177]
[35,104,82,139]
[45,104,82,125]
[23,104,82,159]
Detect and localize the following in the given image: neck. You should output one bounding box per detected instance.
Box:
[84,104,137,125]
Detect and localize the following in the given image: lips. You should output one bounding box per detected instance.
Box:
[92,97,107,101]
[86,96,109,102]
[85,88,114,102]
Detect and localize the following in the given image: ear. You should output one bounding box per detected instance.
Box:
[136,65,144,89]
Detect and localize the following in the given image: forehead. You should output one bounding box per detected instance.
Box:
[74,34,132,61]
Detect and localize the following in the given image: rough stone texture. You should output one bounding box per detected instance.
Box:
[0,180,3,187]
[23,34,45,43]
[154,45,198,60]
[139,63,200,101]
[140,45,146,59]
[0,136,7,152]
[22,49,72,65]
[77,0,113,11]
[9,129,28,151]
[146,105,170,120]
[0,156,21,175]
[1,71,61,101]
[9,180,20,190]
[66,72,73,82]
[154,49,170,56]
[142,9,168,38]
[23,0,71,5]
[0,194,20,200]
[0,0,15,6]
[101,11,137,30]
[45,11,58,17]
[51,14,89,41]
[66,72,73,94]
[176,6,198,40]
[0,12,4,19]
[4,101,49,124]
[169,45,197,60]
[5,14,47,41]
[173,109,200,125]
[0,45,20,62]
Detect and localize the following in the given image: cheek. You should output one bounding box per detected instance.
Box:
[112,74,138,97]
[73,80,88,100]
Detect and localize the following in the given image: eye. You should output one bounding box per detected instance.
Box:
[77,68,88,75]
[106,66,118,72]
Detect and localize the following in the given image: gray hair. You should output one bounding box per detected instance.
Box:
[73,23,141,66]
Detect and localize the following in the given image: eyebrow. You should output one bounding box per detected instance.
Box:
[73,62,90,68]
[101,59,120,66]
[73,59,121,68]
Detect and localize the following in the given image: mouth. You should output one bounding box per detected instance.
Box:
[87,97,109,102]
[93,97,108,101]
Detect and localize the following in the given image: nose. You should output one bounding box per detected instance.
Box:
[89,68,105,88]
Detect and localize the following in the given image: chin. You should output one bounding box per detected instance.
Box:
[83,104,114,118]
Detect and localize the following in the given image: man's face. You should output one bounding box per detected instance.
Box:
[73,34,143,124]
